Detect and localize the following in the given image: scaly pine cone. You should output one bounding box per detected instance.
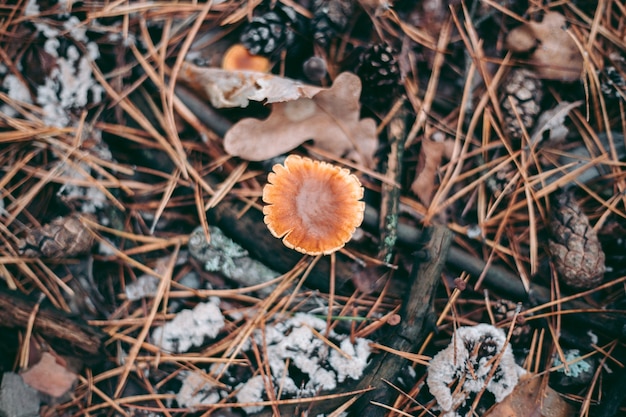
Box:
[311,0,353,47]
[240,4,299,57]
[18,213,95,257]
[500,68,543,141]
[492,299,532,344]
[548,192,605,289]
[355,43,401,111]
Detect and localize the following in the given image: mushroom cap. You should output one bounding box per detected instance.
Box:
[222,44,271,73]
[262,155,365,255]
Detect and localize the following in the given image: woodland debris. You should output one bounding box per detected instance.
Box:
[151,297,225,353]
[484,374,575,417]
[224,72,378,167]
[505,12,583,81]
[188,225,279,294]
[0,288,105,359]
[176,371,220,411]
[239,2,300,57]
[18,213,95,258]
[311,0,353,47]
[427,324,525,417]
[529,100,582,146]
[178,63,324,108]
[20,352,77,399]
[548,191,605,289]
[410,132,456,205]
[0,372,40,417]
[500,68,543,142]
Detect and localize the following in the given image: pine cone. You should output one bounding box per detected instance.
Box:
[311,0,352,47]
[599,66,625,100]
[492,299,532,344]
[18,213,95,257]
[500,68,543,141]
[355,43,401,110]
[240,4,299,57]
[548,192,605,289]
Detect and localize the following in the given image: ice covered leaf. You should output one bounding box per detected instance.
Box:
[178,63,323,108]
[427,324,525,417]
[484,374,575,417]
[529,100,582,145]
[20,352,77,398]
[224,72,378,168]
[505,12,583,81]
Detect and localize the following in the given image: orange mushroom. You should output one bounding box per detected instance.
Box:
[262,155,365,255]
[222,44,271,73]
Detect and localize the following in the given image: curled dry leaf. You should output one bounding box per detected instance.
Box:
[484,374,575,417]
[529,100,583,145]
[179,62,323,108]
[505,12,583,81]
[410,133,456,205]
[224,72,378,168]
[20,352,78,398]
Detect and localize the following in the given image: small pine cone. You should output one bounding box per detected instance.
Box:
[18,213,95,257]
[355,43,401,110]
[240,5,299,57]
[548,192,605,289]
[599,66,625,100]
[492,299,532,344]
[311,0,352,47]
[500,68,543,141]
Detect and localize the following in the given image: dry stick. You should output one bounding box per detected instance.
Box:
[348,225,454,417]
[0,287,105,360]
[377,97,407,264]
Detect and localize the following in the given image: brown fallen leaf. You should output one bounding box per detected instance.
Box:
[505,12,583,82]
[20,351,78,398]
[410,133,456,205]
[178,62,324,108]
[223,72,378,168]
[484,374,575,417]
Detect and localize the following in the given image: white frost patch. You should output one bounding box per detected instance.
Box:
[235,375,266,414]
[329,338,371,382]
[176,371,220,411]
[125,275,160,301]
[1,74,32,117]
[152,297,225,353]
[427,323,525,417]
[245,312,372,405]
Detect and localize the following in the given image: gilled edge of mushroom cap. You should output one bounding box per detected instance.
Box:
[262,155,365,255]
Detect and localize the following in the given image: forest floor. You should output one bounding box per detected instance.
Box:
[0,1,625,416]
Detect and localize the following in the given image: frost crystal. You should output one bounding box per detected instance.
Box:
[235,375,266,414]
[176,371,220,411]
[242,312,372,409]
[427,323,525,417]
[152,298,225,353]
[1,75,32,117]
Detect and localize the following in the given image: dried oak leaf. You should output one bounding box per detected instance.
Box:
[224,72,378,168]
[484,374,574,417]
[20,352,78,398]
[410,133,456,205]
[505,12,583,81]
[179,62,324,108]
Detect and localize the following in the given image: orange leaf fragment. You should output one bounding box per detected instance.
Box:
[20,352,77,398]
